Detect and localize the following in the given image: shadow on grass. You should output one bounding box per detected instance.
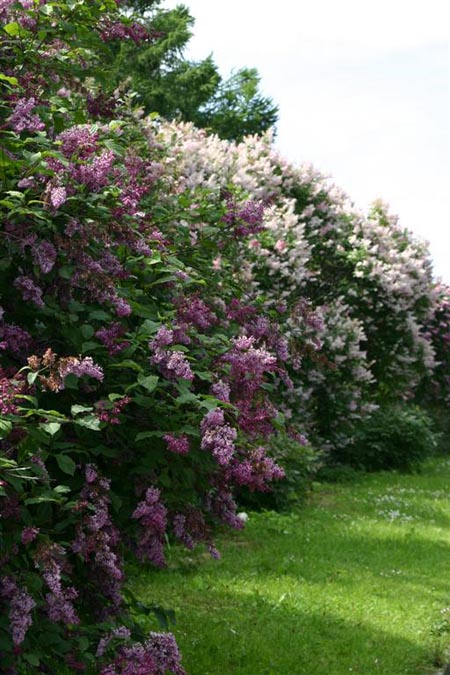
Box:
[135,580,438,675]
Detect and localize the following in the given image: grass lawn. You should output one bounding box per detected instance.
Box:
[132,457,450,675]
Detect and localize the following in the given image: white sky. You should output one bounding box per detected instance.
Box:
[163,0,450,282]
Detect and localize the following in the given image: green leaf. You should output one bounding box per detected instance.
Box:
[55,454,76,476]
[75,415,101,431]
[23,654,40,667]
[0,419,12,439]
[27,371,39,385]
[71,404,93,416]
[0,73,18,86]
[137,374,159,393]
[40,422,61,436]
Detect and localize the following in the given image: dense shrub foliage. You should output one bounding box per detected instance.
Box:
[0,1,448,673]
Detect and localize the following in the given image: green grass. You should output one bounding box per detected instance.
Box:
[132,458,450,675]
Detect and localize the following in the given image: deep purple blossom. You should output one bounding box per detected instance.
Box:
[14,275,44,307]
[21,526,40,545]
[163,434,190,455]
[32,240,57,273]
[96,322,130,355]
[0,576,35,646]
[132,488,167,567]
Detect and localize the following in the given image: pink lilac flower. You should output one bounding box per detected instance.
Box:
[32,240,57,273]
[163,434,190,455]
[14,275,44,307]
[132,487,167,567]
[8,97,45,134]
[200,408,237,466]
[96,396,131,425]
[149,326,174,349]
[0,576,35,646]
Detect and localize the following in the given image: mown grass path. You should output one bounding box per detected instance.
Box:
[133,459,450,674]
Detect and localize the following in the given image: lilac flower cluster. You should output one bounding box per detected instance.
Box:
[231,446,285,492]
[163,433,190,455]
[100,632,186,675]
[97,626,131,658]
[96,322,131,355]
[0,576,36,646]
[71,149,115,192]
[172,508,213,551]
[132,487,167,567]
[206,488,244,530]
[8,97,45,134]
[59,356,104,383]
[0,371,26,415]
[58,125,99,158]
[21,526,40,545]
[32,240,57,273]
[99,18,150,44]
[149,326,194,381]
[222,198,266,238]
[72,466,124,615]
[200,408,237,466]
[0,321,31,357]
[35,542,79,625]
[175,294,217,330]
[96,396,131,425]
[14,275,44,308]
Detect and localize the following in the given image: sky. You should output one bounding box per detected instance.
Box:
[163,0,449,282]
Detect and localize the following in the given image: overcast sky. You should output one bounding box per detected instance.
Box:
[163,0,449,282]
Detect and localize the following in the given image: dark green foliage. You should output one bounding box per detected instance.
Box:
[340,405,439,471]
[111,4,278,139]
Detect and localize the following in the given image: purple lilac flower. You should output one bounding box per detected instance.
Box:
[175,295,216,330]
[21,526,40,545]
[132,488,167,567]
[96,322,130,355]
[200,408,237,466]
[72,149,115,191]
[36,543,79,625]
[150,347,194,382]
[8,97,45,134]
[49,185,67,209]
[231,446,285,492]
[163,434,190,455]
[14,275,44,307]
[0,576,35,646]
[32,240,57,274]
[211,380,230,402]
[72,466,124,616]
[149,326,174,350]
[58,125,99,159]
[207,489,244,530]
[58,356,104,382]
[97,626,131,658]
